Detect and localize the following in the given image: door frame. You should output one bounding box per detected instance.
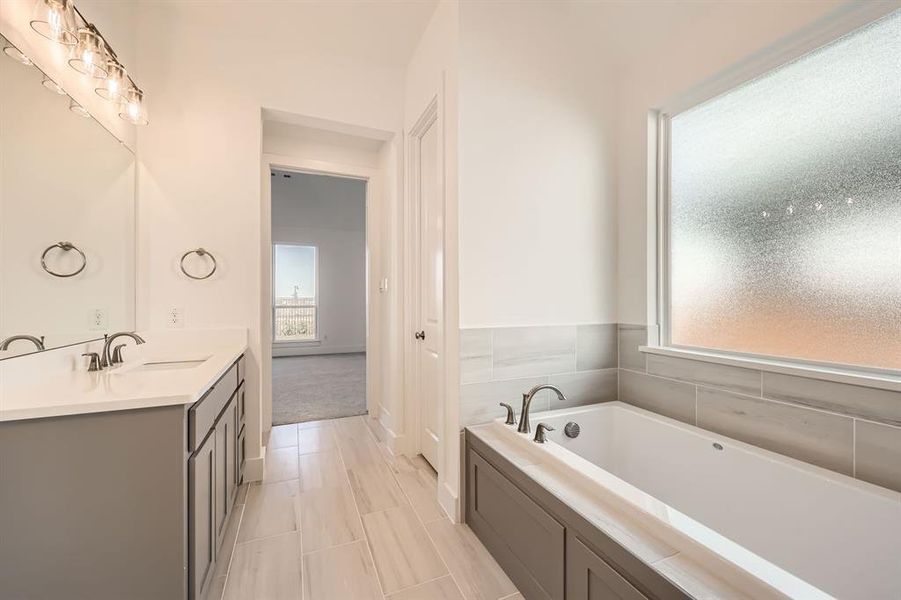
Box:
[260,153,380,433]
[403,96,445,469]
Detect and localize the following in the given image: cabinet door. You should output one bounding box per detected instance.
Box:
[226,397,238,505]
[467,449,564,600]
[188,432,216,600]
[214,398,234,548]
[237,426,246,485]
[567,532,648,600]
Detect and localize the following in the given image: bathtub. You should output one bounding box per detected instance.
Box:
[491,401,901,599]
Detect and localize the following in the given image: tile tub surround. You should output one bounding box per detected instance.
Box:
[459,324,618,427]
[617,324,901,493]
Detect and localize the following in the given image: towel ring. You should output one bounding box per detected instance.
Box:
[41,242,87,278]
[180,247,217,280]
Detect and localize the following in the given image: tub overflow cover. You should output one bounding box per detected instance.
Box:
[564,422,580,438]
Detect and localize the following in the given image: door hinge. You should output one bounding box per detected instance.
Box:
[415,330,425,340]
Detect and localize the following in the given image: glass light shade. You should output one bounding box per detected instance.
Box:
[119,87,148,125]
[68,99,90,118]
[30,0,78,45]
[41,76,66,95]
[3,45,32,65]
[68,28,108,78]
[95,61,126,101]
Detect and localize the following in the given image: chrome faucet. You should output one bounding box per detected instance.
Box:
[101,332,146,367]
[517,384,567,434]
[0,334,45,351]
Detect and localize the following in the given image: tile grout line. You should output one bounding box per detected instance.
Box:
[334,416,391,599]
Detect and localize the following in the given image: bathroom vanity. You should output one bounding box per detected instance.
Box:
[0,344,247,600]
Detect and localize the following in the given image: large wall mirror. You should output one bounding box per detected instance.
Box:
[0,34,135,360]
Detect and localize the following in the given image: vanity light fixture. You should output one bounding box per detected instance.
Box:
[95,60,126,101]
[68,27,107,78]
[30,0,78,45]
[118,87,148,126]
[41,75,67,95]
[3,45,33,65]
[68,99,90,117]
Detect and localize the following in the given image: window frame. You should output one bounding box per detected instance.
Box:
[646,4,901,390]
[271,242,320,345]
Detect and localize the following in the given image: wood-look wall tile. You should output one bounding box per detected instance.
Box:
[460,376,548,427]
[618,369,696,424]
[617,325,647,372]
[298,485,365,553]
[576,324,617,371]
[303,540,382,600]
[855,420,901,493]
[385,575,465,600]
[425,518,517,600]
[548,369,618,408]
[762,372,901,425]
[238,480,301,542]
[492,326,576,380]
[647,354,760,396]
[362,506,448,593]
[223,533,302,600]
[697,386,853,475]
[460,329,492,384]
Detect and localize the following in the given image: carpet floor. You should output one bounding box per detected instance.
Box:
[272,353,367,425]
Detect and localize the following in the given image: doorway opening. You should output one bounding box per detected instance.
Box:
[269,169,367,425]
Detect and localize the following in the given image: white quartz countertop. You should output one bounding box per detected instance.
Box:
[0,330,247,422]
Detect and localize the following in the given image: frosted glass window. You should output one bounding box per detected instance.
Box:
[668,12,900,371]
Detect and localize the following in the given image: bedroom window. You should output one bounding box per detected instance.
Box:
[273,244,318,342]
[660,11,900,371]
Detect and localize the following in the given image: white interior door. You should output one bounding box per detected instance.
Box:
[415,115,443,470]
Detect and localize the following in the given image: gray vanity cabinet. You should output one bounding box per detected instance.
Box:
[189,429,217,600]
[567,532,647,600]
[215,394,238,548]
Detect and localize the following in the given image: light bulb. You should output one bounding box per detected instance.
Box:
[41,76,66,95]
[786,205,794,216]
[3,45,32,65]
[30,0,78,45]
[96,61,126,101]
[69,99,91,118]
[69,28,108,78]
[118,87,148,125]
[814,202,823,212]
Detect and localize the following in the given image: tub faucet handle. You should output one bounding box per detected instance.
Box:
[499,402,516,426]
[534,423,555,444]
[82,352,102,372]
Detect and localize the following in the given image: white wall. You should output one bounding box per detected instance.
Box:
[612,1,852,325]
[134,1,435,476]
[271,172,366,355]
[458,2,619,328]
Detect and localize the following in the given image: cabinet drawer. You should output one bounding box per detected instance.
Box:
[567,532,648,600]
[188,363,238,452]
[468,449,565,600]
[236,355,245,387]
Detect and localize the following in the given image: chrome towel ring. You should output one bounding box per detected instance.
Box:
[180,247,217,280]
[41,242,87,278]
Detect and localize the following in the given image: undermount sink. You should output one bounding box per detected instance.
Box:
[132,358,209,372]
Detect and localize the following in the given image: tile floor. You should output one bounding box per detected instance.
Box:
[210,415,522,600]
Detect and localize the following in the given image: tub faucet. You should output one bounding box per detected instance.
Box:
[101,332,146,367]
[517,384,567,434]
[0,334,45,351]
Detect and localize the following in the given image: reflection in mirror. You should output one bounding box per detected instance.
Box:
[0,35,135,359]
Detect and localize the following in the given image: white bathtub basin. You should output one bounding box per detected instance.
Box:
[493,402,901,599]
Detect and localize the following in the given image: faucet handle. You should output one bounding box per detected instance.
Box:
[499,403,516,426]
[82,352,102,372]
[111,344,127,365]
[534,423,555,444]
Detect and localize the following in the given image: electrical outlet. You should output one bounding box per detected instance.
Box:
[379,277,389,293]
[89,308,108,331]
[167,307,184,328]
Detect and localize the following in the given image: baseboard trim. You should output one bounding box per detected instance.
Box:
[244,456,265,482]
[438,480,460,523]
[272,345,365,357]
